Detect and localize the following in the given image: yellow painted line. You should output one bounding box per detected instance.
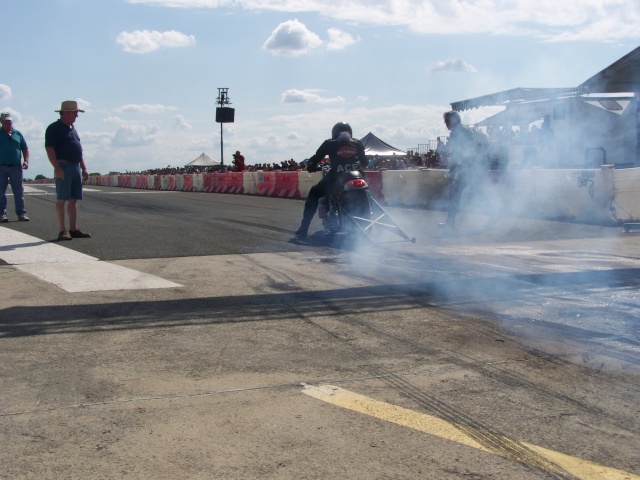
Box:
[303,384,640,480]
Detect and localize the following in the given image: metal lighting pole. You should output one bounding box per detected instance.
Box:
[215,88,234,167]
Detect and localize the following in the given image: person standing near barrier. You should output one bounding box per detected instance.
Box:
[0,112,29,222]
[232,151,245,172]
[439,111,478,231]
[45,100,91,241]
[294,122,367,239]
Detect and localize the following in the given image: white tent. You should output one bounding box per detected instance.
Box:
[185,152,219,167]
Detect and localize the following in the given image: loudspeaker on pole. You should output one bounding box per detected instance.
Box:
[216,107,235,123]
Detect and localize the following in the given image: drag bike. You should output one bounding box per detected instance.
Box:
[314,162,416,244]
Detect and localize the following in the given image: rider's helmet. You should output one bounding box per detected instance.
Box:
[331,122,352,139]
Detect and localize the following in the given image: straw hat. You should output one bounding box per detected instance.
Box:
[55,100,85,113]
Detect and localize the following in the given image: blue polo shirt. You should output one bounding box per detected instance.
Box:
[0,129,27,165]
[45,119,83,164]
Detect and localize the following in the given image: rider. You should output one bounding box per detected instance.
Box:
[295,122,367,239]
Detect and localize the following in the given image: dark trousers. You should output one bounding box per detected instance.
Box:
[300,178,329,229]
[446,165,469,225]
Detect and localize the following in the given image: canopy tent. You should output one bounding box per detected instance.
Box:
[450,88,579,112]
[474,99,552,128]
[185,152,219,167]
[579,45,640,94]
[359,132,406,156]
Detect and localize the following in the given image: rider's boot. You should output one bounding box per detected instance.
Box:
[295,226,308,239]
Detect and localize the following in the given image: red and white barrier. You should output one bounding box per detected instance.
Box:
[203,173,215,192]
[258,171,276,196]
[226,172,244,194]
[274,171,300,198]
[213,172,228,193]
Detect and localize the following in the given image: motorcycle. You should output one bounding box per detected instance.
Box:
[315,162,416,244]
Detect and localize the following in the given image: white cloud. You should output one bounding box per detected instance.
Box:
[281,89,345,104]
[127,0,640,42]
[77,98,91,112]
[429,58,477,74]
[263,19,322,56]
[0,84,12,100]
[175,114,192,130]
[326,28,358,50]
[112,124,160,146]
[116,29,196,54]
[115,103,179,114]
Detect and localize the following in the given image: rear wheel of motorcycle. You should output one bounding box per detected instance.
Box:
[344,190,372,236]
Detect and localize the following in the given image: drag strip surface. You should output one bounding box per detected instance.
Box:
[1,185,639,479]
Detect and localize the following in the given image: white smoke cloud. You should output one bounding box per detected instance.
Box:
[116,29,196,54]
[126,0,640,42]
[263,19,322,56]
[429,58,478,74]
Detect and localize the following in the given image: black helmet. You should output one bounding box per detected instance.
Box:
[331,122,352,139]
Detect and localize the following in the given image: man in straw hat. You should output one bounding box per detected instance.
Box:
[45,100,91,241]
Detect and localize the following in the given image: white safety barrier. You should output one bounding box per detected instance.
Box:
[175,174,184,191]
[528,166,615,222]
[243,171,260,195]
[381,169,449,207]
[193,174,204,192]
[297,171,323,199]
[612,166,640,221]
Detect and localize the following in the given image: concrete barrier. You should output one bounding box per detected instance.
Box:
[136,175,149,189]
[530,167,614,222]
[227,172,244,194]
[85,165,634,225]
[175,174,185,191]
[243,171,260,195]
[182,174,194,192]
[612,166,640,221]
[297,171,322,199]
[203,173,215,192]
[258,171,276,196]
[274,171,300,198]
[213,172,228,193]
[381,170,447,206]
[193,174,204,192]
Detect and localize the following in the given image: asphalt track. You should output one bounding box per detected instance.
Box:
[1,184,639,479]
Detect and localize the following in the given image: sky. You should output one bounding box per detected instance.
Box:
[2,0,639,178]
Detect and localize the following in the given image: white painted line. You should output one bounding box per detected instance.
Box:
[16,261,181,293]
[23,186,49,194]
[0,228,95,264]
[0,228,181,292]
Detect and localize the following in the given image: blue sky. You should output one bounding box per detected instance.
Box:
[2,0,638,177]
